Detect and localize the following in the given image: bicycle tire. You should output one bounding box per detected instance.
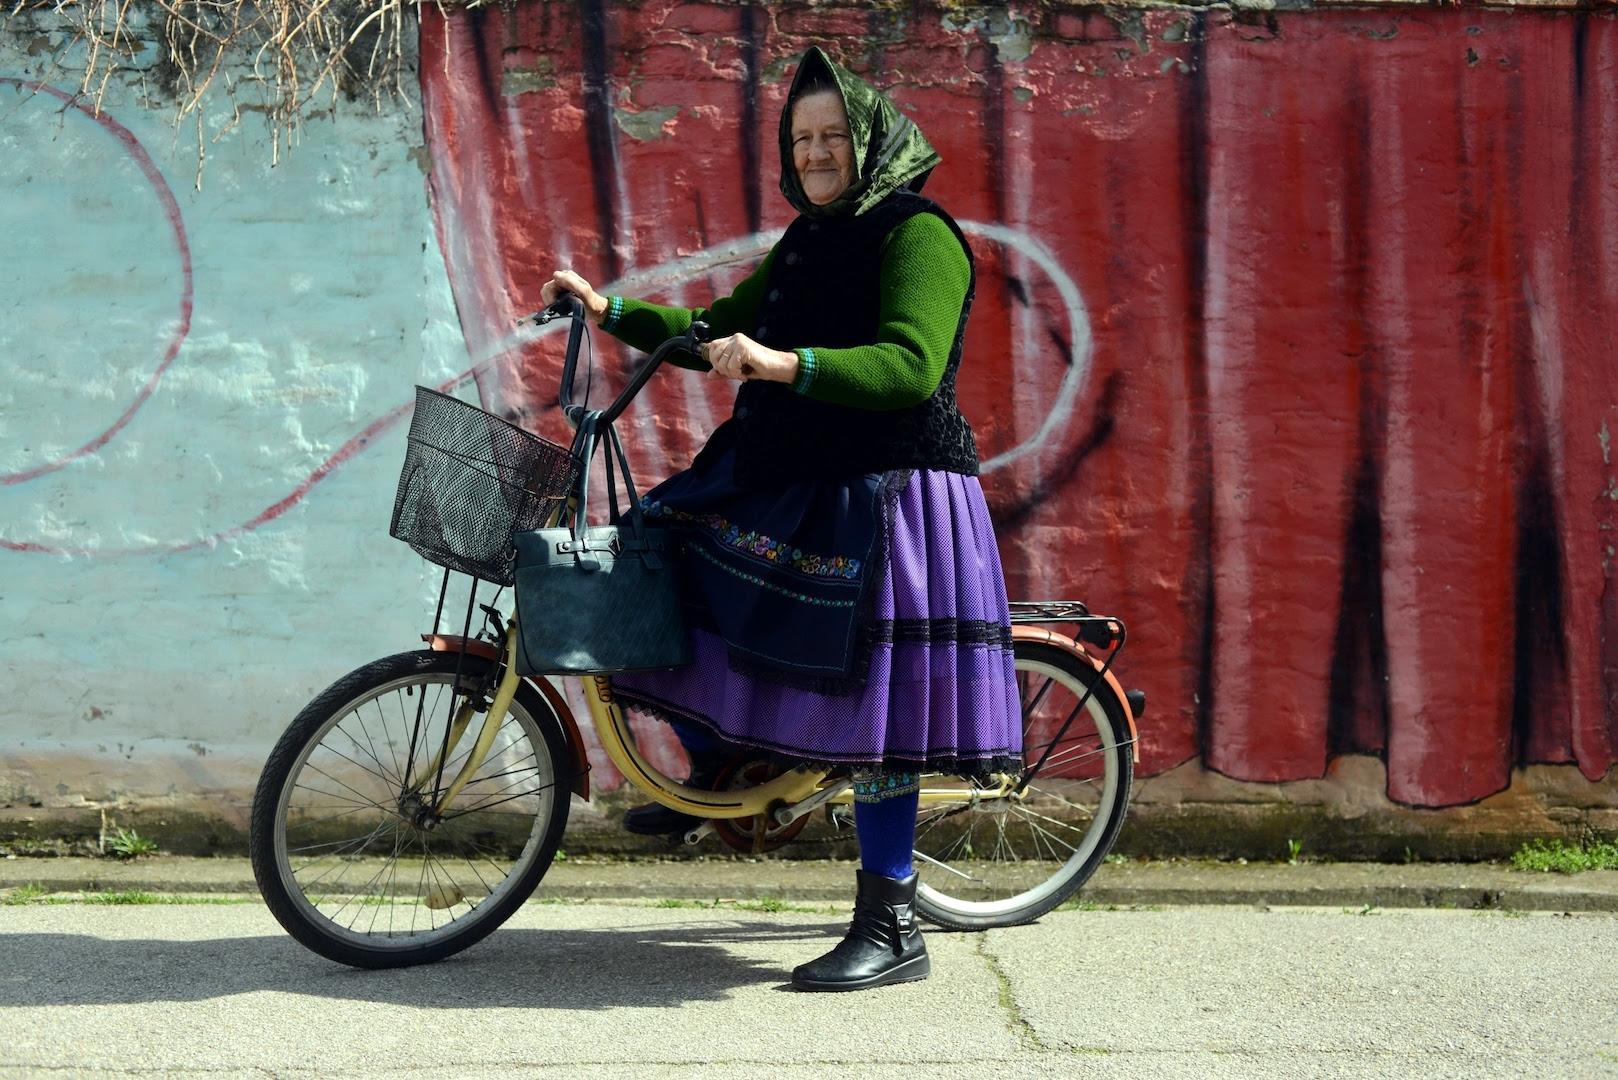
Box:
[249,650,571,968]
[913,640,1134,930]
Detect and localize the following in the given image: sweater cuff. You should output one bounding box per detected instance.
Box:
[600,295,625,332]
[792,347,817,394]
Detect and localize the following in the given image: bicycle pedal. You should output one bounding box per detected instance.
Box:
[680,822,715,846]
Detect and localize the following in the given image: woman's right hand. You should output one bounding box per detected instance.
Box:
[539,269,610,325]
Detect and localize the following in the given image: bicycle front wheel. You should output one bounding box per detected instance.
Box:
[249,650,571,968]
[913,639,1134,930]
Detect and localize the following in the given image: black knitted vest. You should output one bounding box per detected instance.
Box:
[703,191,980,489]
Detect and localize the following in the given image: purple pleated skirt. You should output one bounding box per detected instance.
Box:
[613,468,1023,774]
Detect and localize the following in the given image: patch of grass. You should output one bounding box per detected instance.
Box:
[733,896,790,913]
[104,827,159,860]
[1102,853,1130,866]
[1347,903,1379,916]
[728,896,831,914]
[1511,838,1618,874]
[1057,898,1160,913]
[646,896,831,914]
[1285,838,1304,865]
[9,892,259,906]
[1,883,49,905]
[84,889,160,904]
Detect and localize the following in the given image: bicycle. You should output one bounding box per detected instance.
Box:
[247,295,1144,969]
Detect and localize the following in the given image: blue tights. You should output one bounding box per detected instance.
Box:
[853,773,920,880]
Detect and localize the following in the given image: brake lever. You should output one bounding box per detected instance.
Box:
[521,305,564,327]
[521,293,580,327]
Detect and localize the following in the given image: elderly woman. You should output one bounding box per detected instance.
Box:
[539,47,1020,992]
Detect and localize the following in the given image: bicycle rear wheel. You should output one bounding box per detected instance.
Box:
[913,639,1133,930]
[249,650,571,968]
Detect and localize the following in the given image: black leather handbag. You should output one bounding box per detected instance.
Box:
[513,411,692,675]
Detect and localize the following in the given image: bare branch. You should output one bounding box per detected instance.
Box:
[5,0,445,179]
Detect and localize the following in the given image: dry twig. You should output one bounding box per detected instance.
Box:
[7,0,481,181]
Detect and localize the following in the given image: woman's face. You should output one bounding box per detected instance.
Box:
[791,91,855,206]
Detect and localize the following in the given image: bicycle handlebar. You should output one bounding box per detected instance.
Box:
[523,293,712,429]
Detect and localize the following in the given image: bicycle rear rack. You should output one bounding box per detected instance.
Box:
[1007,599,1124,651]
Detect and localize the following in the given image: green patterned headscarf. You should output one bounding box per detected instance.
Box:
[778,47,942,218]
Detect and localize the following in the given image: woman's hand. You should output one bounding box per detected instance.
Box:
[702,333,800,385]
[539,269,610,325]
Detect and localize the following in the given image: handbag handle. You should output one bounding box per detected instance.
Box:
[601,422,647,532]
[559,410,659,571]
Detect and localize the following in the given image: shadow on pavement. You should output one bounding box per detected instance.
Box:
[4,918,848,1009]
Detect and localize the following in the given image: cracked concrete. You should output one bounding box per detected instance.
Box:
[3,902,1614,1078]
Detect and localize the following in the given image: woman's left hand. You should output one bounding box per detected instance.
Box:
[702,334,799,384]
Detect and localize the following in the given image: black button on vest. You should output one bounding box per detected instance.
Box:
[712,192,980,489]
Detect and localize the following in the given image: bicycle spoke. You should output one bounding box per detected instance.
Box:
[301,761,389,811]
[364,829,410,939]
[287,827,396,856]
[326,849,399,927]
[372,698,408,788]
[1021,673,1056,719]
[438,779,557,821]
[438,758,555,818]
[313,739,399,791]
[1023,783,1102,821]
[437,824,498,899]
[457,753,541,788]
[341,711,401,788]
[1022,730,1104,758]
[914,849,978,881]
[291,818,393,875]
[292,781,374,808]
[285,803,384,834]
[1009,803,1085,847]
[1036,741,1120,774]
[439,722,523,781]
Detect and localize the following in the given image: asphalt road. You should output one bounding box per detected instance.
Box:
[3,901,1615,1079]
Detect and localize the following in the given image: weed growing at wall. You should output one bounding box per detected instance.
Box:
[1511,839,1618,874]
[105,827,159,860]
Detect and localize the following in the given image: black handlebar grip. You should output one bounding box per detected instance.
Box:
[689,320,714,344]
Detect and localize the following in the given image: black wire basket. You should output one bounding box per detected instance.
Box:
[389,386,579,586]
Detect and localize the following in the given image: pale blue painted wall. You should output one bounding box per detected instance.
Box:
[0,20,472,815]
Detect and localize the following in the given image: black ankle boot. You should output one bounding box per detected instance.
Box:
[621,759,724,837]
[790,869,929,992]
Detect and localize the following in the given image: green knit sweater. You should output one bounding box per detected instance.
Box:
[599,212,970,411]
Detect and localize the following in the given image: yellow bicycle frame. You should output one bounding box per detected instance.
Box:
[423,620,1012,822]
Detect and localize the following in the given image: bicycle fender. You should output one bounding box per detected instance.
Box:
[422,634,593,800]
[1010,626,1140,764]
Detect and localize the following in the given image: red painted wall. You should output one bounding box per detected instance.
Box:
[418,2,1618,808]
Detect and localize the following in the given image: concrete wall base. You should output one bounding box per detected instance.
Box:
[3,749,1614,860]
